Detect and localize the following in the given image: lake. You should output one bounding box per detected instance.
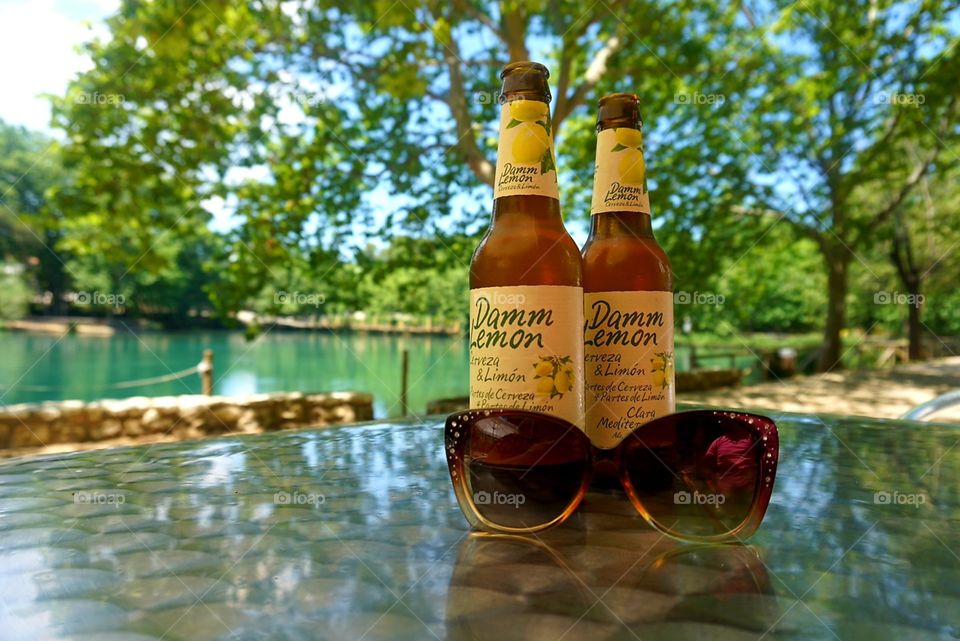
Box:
[0,330,469,418]
[0,330,760,417]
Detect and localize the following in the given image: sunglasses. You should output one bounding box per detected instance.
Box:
[444,408,779,542]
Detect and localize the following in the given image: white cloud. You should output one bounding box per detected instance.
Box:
[0,0,118,132]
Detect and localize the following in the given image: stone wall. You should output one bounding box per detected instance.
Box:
[0,392,374,450]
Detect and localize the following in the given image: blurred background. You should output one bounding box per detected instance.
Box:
[1,0,958,420]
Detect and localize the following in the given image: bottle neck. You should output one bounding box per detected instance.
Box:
[588,211,654,239]
[492,195,564,228]
[589,121,649,219]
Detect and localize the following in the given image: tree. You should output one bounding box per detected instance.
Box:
[50,0,745,314]
[886,148,960,358]
[725,0,959,370]
[0,120,69,312]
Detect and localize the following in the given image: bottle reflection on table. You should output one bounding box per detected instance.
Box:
[445,517,779,641]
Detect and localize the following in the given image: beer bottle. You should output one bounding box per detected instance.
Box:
[582,93,674,448]
[469,61,585,428]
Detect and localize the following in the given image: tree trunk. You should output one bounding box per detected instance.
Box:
[818,251,849,372]
[889,207,925,361]
[42,230,68,315]
[501,5,529,61]
[905,281,923,360]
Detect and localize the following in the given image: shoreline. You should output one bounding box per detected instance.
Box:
[2,315,463,337]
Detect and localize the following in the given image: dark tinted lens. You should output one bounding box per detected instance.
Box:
[464,412,590,529]
[622,413,761,537]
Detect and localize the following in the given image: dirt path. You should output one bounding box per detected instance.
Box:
[679,356,960,422]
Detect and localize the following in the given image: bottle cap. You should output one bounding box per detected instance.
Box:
[597,93,642,130]
[499,61,552,102]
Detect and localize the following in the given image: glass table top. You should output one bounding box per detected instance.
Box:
[0,412,958,640]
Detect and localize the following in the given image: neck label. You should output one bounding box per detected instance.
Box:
[493,99,559,200]
[590,127,651,215]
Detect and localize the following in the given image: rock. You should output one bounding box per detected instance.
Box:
[236,409,260,433]
[123,418,146,437]
[62,407,88,426]
[332,406,356,423]
[9,423,50,448]
[37,406,62,423]
[88,419,123,440]
[279,402,305,422]
[211,404,242,428]
[60,423,90,444]
[86,403,105,423]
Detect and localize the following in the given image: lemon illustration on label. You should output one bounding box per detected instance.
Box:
[509,99,549,122]
[533,355,575,399]
[536,377,556,396]
[610,127,646,185]
[512,124,550,164]
[503,99,555,174]
[614,127,643,149]
[617,149,646,185]
[534,360,554,377]
[650,351,674,389]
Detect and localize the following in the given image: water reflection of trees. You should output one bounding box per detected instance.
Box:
[769,416,959,638]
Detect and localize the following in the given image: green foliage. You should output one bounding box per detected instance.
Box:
[0,0,956,356]
[362,264,469,324]
[0,268,32,321]
[671,221,827,334]
[0,122,69,307]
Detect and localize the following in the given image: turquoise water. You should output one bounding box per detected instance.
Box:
[0,330,762,417]
[0,330,469,418]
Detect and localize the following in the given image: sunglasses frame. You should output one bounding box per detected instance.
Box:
[445,408,779,542]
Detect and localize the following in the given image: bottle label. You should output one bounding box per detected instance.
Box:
[493,99,559,200]
[470,285,584,428]
[590,127,651,215]
[583,290,674,448]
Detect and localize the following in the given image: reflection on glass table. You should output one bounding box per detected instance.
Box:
[0,413,958,640]
[447,494,780,640]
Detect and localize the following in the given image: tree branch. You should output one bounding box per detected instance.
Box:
[501,3,529,61]
[552,41,575,132]
[553,31,623,135]
[851,89,957,249]
[441,37,494,186]
[452,0,503,40]
[731,204,825,244]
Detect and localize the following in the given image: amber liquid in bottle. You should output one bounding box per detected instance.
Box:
[469,61,585,428]
[582,93,674,449]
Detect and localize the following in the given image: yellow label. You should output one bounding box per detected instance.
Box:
[493,99,559,200]
[470,286,584,428]
[590,127,651,215]
[584,290,674,448]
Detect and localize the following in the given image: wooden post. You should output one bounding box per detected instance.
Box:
[400,349,410,417]
[200,349,214,395]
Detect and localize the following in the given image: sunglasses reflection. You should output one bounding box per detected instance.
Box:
[446,495,780,641]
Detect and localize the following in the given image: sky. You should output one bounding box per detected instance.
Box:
[0,0,259,233]
[0,0,118,131]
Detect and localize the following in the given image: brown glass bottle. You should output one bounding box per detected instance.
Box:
[582,93,674,448]
[469,61,584,428]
